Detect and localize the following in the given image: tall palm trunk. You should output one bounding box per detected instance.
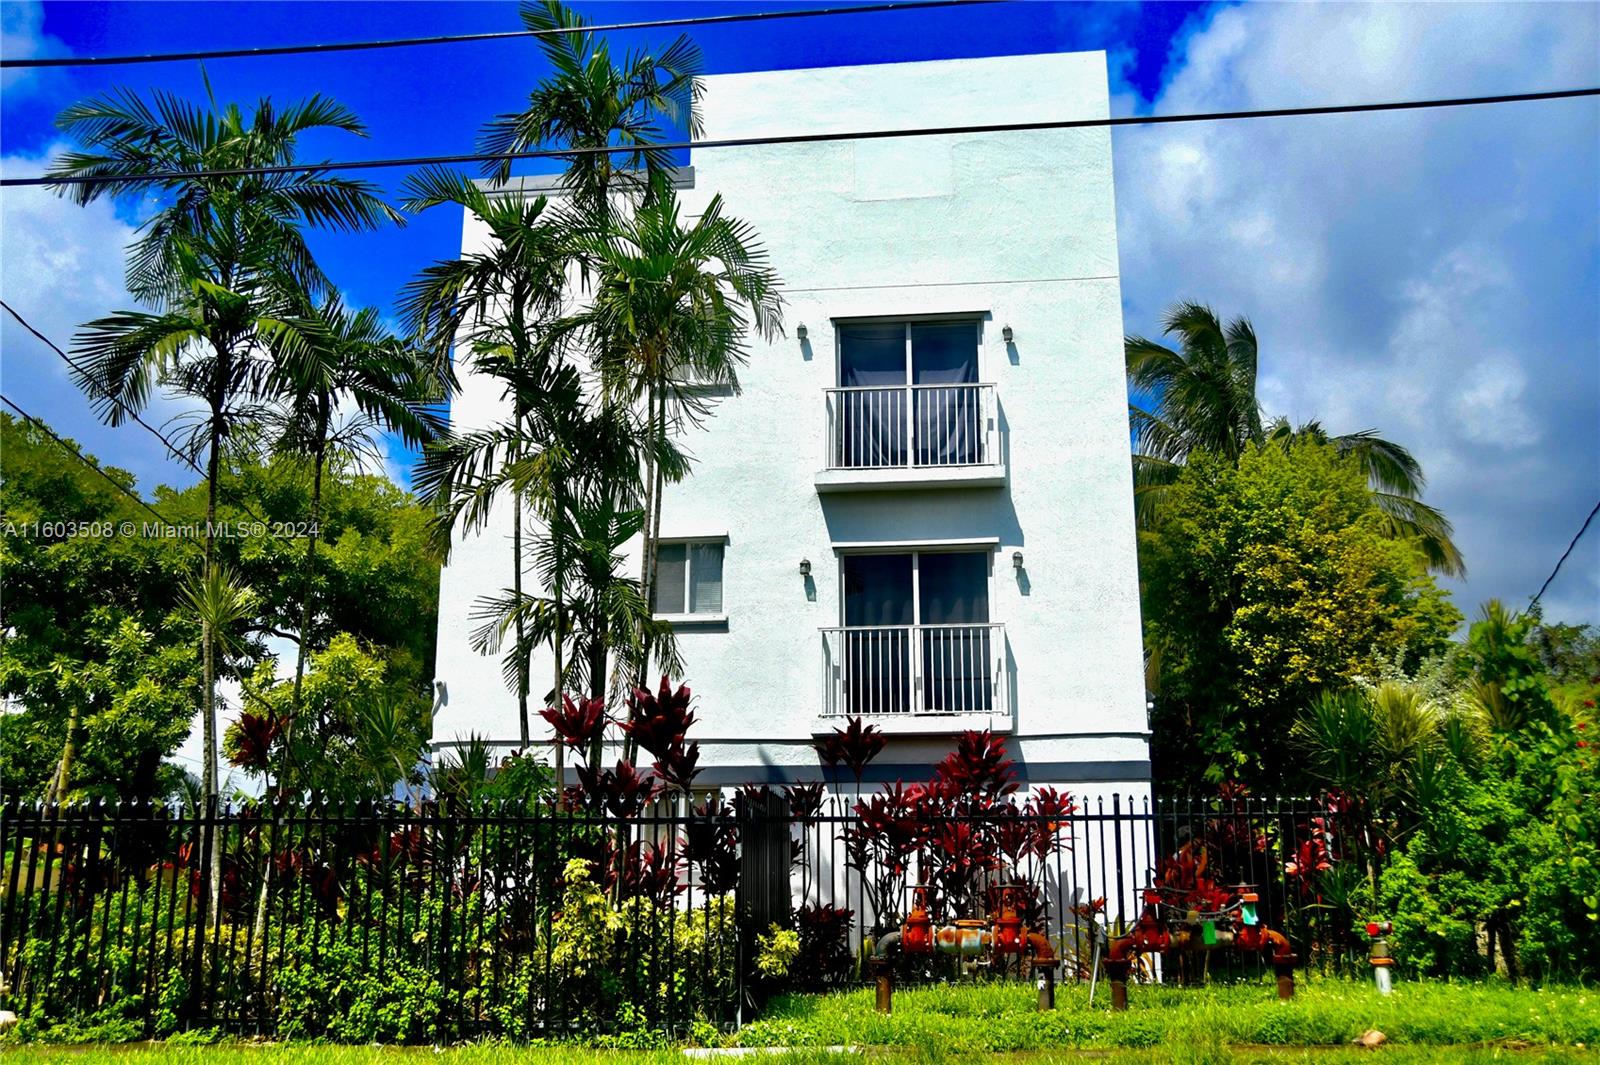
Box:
[627,384,666,765]
[262,424,326,946]
[586,609,607,775]
[511,398,531,748]
[512,488,531,748]
[550,472,570,789]
[288,420,328,786]
[202,383,225,916]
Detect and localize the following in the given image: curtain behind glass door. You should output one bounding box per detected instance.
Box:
[911,322,980,466]
[838,323,908,468]
[917,551,991,712]
[842,553,913,714]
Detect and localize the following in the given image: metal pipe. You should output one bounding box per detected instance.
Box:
[1035,960,1057,1012]
[870,956,893,1014]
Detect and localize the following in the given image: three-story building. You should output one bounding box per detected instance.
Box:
[432,50,1150,803]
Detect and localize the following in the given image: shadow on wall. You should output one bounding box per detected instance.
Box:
[817,482,1025,551]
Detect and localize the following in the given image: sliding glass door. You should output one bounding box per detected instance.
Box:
[839,550,993,715]
[835,320,982,468]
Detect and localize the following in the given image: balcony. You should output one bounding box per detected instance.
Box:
[818,623,1011,734]
[815,383,1004,492]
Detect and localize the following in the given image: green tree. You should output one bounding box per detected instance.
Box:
[49,85,400,810]
[1127,301,1463,574]
[157,451,443,709]
[260,296,445,773]
[229,633,431,801]
[0,412,201,802]
[1141,439,1461,790]
[561,181,782,706]
[0,415,440,803]
[1369,603,1600,980]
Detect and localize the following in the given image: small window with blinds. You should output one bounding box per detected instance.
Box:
[651,540,726,617]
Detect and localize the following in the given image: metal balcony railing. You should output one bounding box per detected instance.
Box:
[820,623,1007,718]
[823,383,997,470]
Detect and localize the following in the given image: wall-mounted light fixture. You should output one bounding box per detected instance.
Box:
[1012,550,1024,570]
[796,323,808,341]
[1001,325,1014,344]
[799,558,811,576]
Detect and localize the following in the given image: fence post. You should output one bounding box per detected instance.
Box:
[736,789,789,1021]
[186,797,212,1025]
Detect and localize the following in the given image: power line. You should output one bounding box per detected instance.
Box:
[0,1,1000,69]
[0,392,187,536]
[1531,499,1600,609]
[5,300,210,482]
[6,86,1594,190]
[1,300,273,530]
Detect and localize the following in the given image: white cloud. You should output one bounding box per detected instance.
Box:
[1,1,67,96]
[1115,1,1600,623]
[1,147,211,491]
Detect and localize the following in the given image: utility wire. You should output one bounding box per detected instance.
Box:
[0,0,1000,68]
[7,86,1595,190]
[1531,499,1600,609]
[5,300,211,482]
[0,392,188,536]
[1,300,273,530]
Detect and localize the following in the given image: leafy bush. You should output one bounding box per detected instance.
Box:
[794,903,856,991]
[274,925,448,1042]
[755,923,800,979]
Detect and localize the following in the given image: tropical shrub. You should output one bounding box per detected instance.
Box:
[1141,440,1461,791]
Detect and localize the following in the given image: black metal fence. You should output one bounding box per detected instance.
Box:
[0,791,1379,1039]
[784,792,1379,985]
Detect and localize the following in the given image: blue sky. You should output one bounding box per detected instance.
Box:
[3,0,1598,627]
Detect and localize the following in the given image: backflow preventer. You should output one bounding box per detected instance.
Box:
[1103,881,1298,1009]
[868,886,1060,1013]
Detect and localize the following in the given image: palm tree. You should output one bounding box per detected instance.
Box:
[478,0,703,220]
[557,180,782,717]
[49,86,400,813]
[1127,301,1463,575]
[469,387,684,771]
[263,297,447,787]
[403,168,573,748]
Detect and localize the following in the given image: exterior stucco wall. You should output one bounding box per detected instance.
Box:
[432,51,1150,793]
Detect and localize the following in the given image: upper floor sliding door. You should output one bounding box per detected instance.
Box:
[834,320,983,469]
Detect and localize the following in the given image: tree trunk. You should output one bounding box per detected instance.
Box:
[512,481,531,749]
[627,387,667,766]
[202,404,223,916]
[550,478,566,789]
[286,432,327,793]
[44,701,82,804]
[586,620,607,774]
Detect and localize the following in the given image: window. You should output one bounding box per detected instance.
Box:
[652,541,725,616]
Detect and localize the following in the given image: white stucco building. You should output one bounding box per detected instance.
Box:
[432,50,1149,801]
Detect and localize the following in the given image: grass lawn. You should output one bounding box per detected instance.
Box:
[732,976,1600,1054]
[1,1046,1598,1064]
[2,979,1596,1063]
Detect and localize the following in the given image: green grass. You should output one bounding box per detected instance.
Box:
[0,1045,1598,1064]
[735,977,1600,1053]
[2,980,1596,1063]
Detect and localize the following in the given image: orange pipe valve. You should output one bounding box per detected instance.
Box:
[902,890,935,955]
